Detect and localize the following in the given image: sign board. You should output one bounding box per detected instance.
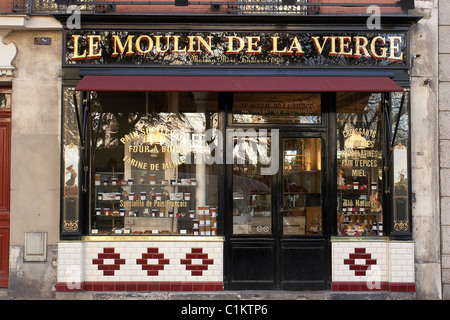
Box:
[64,30,407,67]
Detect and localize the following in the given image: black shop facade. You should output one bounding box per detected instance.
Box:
[56,15,419,293]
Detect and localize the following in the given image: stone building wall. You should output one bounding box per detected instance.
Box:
[407,0,441,299]
[439,0,450,300]
[5,26,62,298]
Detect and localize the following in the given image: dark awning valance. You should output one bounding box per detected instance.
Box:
[75,76,404,92]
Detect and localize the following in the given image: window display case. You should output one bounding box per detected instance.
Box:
[91,171,216,235]
[89,91,219,236]
[336,157,383,236]
[336,92,383,236]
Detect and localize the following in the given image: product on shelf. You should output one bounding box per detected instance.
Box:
[92,171,216,236]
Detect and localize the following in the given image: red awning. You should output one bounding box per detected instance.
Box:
[75,76,404,92]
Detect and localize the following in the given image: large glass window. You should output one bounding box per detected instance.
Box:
[60,89,408,239]
[90,92,219,236]
[336,92,383,236]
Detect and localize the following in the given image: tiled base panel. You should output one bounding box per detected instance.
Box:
[331,239,415,292]
[56,238,224,292]
[56,238,415,292]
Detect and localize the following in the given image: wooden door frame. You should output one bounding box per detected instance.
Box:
[0,87,11,288]
[277,132,329,290]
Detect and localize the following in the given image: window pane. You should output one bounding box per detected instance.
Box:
[90,92,219,236]
[232,131,272,234]
[283,138,322,235]
[0,92,11,109]
[336,92,383,236]
[62,87,81,233]
[391,91,410,234]
[233,92,321,124]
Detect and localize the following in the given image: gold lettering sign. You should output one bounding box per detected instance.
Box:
[65,31,406,66]
[120,127,187,171]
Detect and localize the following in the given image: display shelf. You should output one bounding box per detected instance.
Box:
[337,175,383,236]
[91,168,216,236]
[95,183,198,187]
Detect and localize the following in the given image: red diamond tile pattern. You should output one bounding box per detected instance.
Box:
[181,248,213,276]
[343,247,377,276]
[92,247,125,276]
[136,247,170,276]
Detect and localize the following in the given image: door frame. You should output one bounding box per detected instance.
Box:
[223,92,334,291]
[277,132,329,290]
[0,89,11,288]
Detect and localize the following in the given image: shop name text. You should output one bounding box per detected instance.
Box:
[68,33,405,63]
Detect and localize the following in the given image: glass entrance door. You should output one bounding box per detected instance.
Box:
[278,136,328,290]
[227,133,329,290]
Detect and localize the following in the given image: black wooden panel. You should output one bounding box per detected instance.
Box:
[280,239,329,290]
[227,240,276,290]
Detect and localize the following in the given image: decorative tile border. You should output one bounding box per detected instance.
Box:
[331,281,389,292]
[331,238,415,292]
[57,240,223,292]
[57,238,416,293]
[331,281,415,292]
[56,281,224,292]
[389,282,416,292]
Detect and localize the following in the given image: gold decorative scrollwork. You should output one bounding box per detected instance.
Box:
[394,142,406,150]
[64,219,79,232]
[394,219,409,232]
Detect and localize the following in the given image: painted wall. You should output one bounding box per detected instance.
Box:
[5,29,62,298]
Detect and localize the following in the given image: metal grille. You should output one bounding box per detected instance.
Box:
[11,0,403,15]
[228,0,319,14]
[12,0,99,13]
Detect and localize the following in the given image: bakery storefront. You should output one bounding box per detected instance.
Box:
[56,15,418,293]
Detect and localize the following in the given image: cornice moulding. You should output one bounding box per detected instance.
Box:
[0,15,62,30]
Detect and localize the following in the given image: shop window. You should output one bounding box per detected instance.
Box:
[390,91,410,236]
[62,87,82,234]
[232,92,321,124]
[336,92,383,236]
[90,91,219,236]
